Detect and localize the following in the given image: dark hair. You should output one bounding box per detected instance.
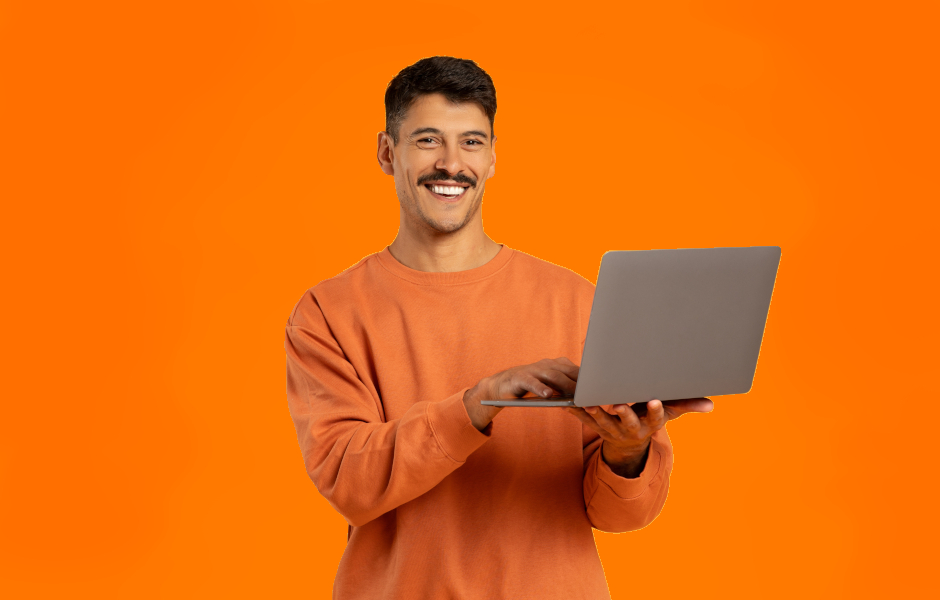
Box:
[384,56,497,144]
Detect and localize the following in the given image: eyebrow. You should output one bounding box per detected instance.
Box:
[408,127,490,140]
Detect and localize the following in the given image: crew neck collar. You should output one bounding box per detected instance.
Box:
[376,244,514,286]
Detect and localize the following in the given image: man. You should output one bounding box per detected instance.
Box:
[285,56,713,599]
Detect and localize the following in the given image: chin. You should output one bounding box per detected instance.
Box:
[428,220,466,234]
[421,207,472,233]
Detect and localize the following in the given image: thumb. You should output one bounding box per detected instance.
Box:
[664,397,714,420]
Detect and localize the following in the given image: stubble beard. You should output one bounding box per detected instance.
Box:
[406,183,485,235]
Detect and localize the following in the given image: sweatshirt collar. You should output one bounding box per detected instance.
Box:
[376,244,514,285]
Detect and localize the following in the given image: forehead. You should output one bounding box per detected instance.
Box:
[401,93,491,137]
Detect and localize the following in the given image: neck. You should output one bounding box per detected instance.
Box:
[388,218,501,273]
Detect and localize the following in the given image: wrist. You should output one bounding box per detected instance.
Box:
[602,440,651,479]
[463,381,500,431]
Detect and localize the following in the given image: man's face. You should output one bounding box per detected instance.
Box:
[378,93,496,235]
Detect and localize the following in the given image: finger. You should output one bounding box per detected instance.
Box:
[505,372,556,398]
[625,402,648,418]
[608,402,648,419]
[564,407,615,440]
[661,397,714,420]
[531,367,578,396]
[610,403,643,433]
[585,404,634,439]
[643,399,667,431]
[540,358,580,382]
[553,357,580,379]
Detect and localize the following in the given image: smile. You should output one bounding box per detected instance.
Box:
[424,184,468,200]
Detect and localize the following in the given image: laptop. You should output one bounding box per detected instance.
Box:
[481,246,781,407]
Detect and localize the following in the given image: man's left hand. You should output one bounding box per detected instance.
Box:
[566,398,714,478]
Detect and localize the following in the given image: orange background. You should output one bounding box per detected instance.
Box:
[2,1,937,598]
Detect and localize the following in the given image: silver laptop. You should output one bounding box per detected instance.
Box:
[481,246,781,407]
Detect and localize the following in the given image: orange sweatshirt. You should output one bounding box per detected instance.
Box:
[285,245,674,600]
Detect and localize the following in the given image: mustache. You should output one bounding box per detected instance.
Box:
[417,172,477,188]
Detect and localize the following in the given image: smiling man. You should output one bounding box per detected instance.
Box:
[285,56,711,600]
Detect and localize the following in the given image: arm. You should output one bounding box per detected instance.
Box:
[580,424,674,533]
[569,398,713,533]
[285,302,490,528]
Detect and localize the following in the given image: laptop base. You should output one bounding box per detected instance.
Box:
[480,398,576,407]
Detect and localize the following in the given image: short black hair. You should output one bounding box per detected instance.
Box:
[384,56,497,145]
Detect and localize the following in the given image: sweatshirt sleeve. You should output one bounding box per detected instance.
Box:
[581,423,674,533]
[285,294,491,528]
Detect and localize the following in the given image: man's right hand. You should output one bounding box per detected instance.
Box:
[462,357,580,431]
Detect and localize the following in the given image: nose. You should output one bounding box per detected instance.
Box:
[434,142,463,177]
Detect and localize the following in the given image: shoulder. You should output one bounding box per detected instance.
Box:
[286,251,382,328]
[508,248,595,295]
[506,248,596,339]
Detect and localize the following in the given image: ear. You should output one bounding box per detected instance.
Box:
[377,131,395,176]
[486,135,497,180]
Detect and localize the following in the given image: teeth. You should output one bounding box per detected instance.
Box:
[429,185,466,196]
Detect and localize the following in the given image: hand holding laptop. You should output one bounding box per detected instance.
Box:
[566,397,713,477]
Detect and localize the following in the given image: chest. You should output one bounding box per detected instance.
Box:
[331,286,583,421]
